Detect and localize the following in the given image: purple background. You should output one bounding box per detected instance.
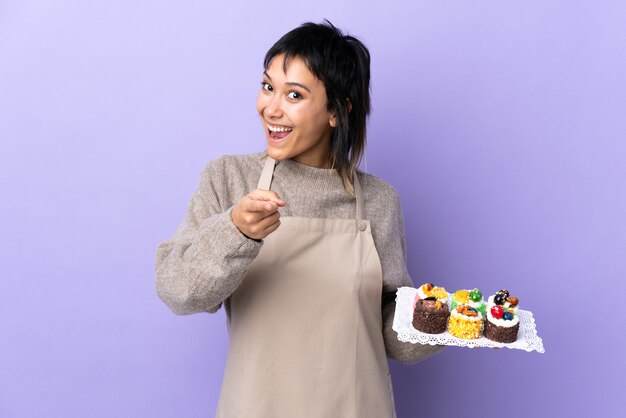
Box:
[1,1,624,417]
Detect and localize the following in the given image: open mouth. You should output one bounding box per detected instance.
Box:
[267,123,293,141]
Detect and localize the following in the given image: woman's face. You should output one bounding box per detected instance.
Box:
[256,53,335,168]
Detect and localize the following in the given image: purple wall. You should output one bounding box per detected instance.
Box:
[1,1,624,417]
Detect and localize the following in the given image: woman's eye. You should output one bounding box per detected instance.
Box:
[261,82,272,91]
[287,91,301,100]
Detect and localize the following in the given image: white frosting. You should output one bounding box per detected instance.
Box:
[468,299,485,310]
[486,309,520,327]
[451,308,484,321]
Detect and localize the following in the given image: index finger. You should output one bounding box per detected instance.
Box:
[243,196,279,213]
[249,189,286,206]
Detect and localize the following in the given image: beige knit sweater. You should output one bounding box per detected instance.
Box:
[155,151,443,364]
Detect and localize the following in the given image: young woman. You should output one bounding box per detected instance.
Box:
[156,20,443,418]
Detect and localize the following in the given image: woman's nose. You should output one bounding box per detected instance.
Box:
[264,94,283,118]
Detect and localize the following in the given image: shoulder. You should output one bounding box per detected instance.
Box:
[356,170,405,231]
[201,150,266,175]
[198,150,267,188]
[356,170,401,204]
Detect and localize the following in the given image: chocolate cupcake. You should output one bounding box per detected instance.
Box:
[412,297,450,334]
[484,290,520,343]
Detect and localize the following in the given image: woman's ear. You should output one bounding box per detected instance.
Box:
[329,99,351,127]
[328,99,352,128]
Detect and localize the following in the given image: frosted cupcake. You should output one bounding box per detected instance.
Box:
[448,305,484,340]
[484,289,520,343]
[413,297,450,334]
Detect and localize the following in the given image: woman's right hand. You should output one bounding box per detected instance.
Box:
[231,190,286,240]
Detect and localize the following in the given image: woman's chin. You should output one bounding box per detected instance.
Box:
[266,146,289,161]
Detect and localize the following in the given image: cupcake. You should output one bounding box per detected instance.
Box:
[412,297,450,334]
[484,289,520,343]
[448,305,484,339]
[450,288,486,316]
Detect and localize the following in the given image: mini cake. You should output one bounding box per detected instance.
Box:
[448,305,484,339]
[412,297,450,334]
[414,283,449,307]
[450,288,486,316]
[484,289,520,343]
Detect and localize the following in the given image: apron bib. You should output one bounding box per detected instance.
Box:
[216,155,396,418]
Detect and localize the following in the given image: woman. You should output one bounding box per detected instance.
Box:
[156,20,443,418]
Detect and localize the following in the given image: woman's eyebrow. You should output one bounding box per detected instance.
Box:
[285,82,311,93]
[263,71,311,93]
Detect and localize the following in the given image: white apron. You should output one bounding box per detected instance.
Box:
[216,155,396,418]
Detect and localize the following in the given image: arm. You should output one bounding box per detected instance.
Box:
[155,158,262,315]
[376,187,445,363]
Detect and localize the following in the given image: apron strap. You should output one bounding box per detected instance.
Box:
[257,155,277,190]
[353,171,364,220]
[257,155,364,220]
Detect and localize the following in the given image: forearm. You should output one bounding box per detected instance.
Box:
[382,299,445,364]
[156,208,261,315]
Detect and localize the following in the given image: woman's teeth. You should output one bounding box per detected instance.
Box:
[268,124,293,133]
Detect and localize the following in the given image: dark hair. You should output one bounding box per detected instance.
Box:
[263,19,371,196]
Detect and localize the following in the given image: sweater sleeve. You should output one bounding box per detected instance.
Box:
[378,187,445,363]
[155,158,262,315]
